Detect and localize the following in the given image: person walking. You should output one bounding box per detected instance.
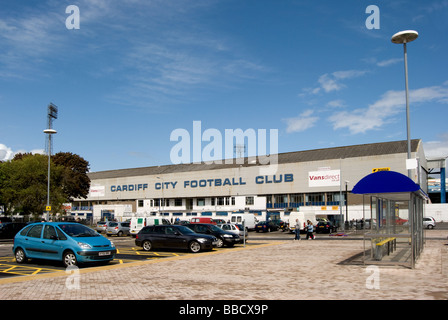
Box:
[294,219,301,241]
[306,220,315,240]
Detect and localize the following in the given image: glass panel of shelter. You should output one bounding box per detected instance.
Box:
[363,193,427,268]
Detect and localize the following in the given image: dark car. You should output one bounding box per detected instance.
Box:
[255,221,278,233]
[316,221,335,234]
[0,222,28,239]
[135,225,218,253]
[184,223,240,248]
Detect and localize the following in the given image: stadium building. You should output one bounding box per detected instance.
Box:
[70,139,433,224]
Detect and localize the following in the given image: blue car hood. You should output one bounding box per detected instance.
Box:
[73,235,112,247]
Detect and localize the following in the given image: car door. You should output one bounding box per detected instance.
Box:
[150,226,167,247]
[163,226,186,249]
[40,225,63,260]
[23,224,44,259]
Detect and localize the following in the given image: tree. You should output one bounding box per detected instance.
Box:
[0,160,17,215]
[0,152,91,217]
[2,154,65,216]
[53,152,91,200]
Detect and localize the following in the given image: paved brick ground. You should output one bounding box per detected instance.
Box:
[0,230,447,300]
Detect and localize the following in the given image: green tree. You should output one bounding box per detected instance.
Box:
[6,154,65,215]
[53,152,91,200]
[0,152,90,218]
[0,160,17,215]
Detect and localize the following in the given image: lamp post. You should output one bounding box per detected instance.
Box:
[391,30,418,179]
[345,180,349,225]
[43,128,57,221]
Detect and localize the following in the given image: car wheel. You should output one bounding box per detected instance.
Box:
[189,241,201,253]
[15,248,27,264]
[216,238,224,248]
[63,251,78,267]
[117,231,123,237]
[142,240,153,251]
[428,225,434,229]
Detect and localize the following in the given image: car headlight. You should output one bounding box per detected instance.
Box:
[197,238,208,243]
[77,242,92,249]
[223,234,232,238]
[110,241,115,248]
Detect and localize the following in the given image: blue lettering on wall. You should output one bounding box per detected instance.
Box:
[255,174,294,184]
[110,174,293,192]
[111,183,148,192]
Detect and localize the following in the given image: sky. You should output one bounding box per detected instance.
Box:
[1,0,448,173]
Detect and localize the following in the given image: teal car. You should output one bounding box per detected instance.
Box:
[13,222,116,267]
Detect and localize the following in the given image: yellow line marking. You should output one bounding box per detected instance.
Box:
[0,241,285,285]
[31,268,42,275]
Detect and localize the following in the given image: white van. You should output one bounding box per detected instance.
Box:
[288,212,317,233]
[230,214,259,231]
[130,217,171,237]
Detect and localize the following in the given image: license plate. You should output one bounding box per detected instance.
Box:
[99,251,111,256]
[212,241,218,246]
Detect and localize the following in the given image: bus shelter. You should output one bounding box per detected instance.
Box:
[352,171,429,268]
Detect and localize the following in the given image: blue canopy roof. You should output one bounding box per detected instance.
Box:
[352,171,420,195]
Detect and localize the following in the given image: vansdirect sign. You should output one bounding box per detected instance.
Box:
[308,170,340,187]
[108,173,294,193]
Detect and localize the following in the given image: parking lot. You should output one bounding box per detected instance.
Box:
[0,226,447,302]
[0,235,266,278]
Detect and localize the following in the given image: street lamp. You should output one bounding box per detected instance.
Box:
[43,103,58,221]
[391,30,418,179]
[43,128,57,221]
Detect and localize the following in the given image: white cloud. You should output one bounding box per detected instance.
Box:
[307,69,367,94]
[424,133,448,159]
[0,144,45,161]
[284,110,319,133]
[425,135,448,169]
[328,83,448,134]
[326,99,345,108]
[0,144,14,161]
[376,58,403,67]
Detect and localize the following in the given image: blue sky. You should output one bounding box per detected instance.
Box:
[1,0,447,172]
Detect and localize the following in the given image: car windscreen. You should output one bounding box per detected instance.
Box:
[209,225,224,232]
[57,224,100,237]
[176,226,195,234]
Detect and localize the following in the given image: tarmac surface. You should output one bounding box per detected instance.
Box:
[0,230,447,301]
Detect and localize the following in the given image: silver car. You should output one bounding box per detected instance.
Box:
[95,221,109,233]
[423,217,436,229]
[106,222,130,237]
[217,223,248,242]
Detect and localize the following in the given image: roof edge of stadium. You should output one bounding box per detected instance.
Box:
[88,139,422,180]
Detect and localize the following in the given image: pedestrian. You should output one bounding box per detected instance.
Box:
[306,220,315,240]
[294,219,301,241]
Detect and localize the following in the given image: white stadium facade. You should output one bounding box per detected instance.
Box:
[68,139,448,224]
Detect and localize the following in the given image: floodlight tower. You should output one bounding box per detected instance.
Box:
[44,103,58,221]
